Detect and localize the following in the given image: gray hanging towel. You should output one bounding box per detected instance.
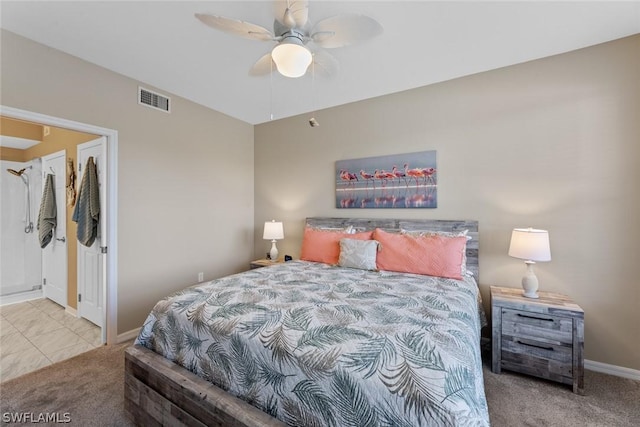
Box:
[73,156,100,247]
[38,174,57,249]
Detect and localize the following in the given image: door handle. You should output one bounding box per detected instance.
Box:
[56,236,66,243]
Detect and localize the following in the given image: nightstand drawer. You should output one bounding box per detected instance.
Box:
[501,351,573,380]
[502,308,572,344]
[501,335,572,364]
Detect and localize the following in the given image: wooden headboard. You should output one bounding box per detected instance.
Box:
[306,217,479,280]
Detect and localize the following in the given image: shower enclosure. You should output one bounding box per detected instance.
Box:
[0,158,43,305]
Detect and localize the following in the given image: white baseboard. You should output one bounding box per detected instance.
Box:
[117,327,140,344]
[585,359,640,381]
[65,306,78,317]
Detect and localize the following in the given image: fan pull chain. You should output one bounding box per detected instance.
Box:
[309,58,319,127]
[270,58,274,121]
[311,59,316,114]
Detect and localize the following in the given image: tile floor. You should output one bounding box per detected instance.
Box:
[0,298,102,383]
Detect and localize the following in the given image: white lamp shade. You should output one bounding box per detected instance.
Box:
[271,38,312,78]
[508,228,551,262]
[263,220,284,240]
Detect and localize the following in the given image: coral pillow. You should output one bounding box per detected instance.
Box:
[373,228,466,279]
[300,228,373,264]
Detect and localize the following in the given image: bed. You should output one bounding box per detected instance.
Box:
[125,218,489,427]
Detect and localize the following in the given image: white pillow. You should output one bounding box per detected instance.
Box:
[338,238,379,271]
[401,228,469,239]
[309,225,354,233]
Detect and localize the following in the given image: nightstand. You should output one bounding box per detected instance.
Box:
[491,285,584,394]
[250,258,285,269]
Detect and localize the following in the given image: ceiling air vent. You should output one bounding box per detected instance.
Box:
[138,87,170,113]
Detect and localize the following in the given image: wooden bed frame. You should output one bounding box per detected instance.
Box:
[124,217,479,426]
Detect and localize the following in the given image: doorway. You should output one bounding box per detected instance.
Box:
[1,105,118,345]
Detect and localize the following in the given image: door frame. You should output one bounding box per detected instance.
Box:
[1,105,118,345]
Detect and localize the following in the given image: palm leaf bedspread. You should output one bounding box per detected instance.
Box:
[136,261,490,426]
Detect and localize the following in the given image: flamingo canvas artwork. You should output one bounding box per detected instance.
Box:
[335,150,437,208]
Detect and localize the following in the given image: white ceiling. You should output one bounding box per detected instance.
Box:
[0,135,41,150]
[1,1,639,125]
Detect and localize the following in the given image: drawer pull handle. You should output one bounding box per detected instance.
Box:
[517,340,554,351]
[516,313,553,322]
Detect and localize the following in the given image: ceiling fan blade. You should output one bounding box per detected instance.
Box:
[249,53,275,76]
[311,14,383,48]
[195,13,274,41]
[273,0,309,29]
[311,50,339,77]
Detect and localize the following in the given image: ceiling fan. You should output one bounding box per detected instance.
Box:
[195,0,383,78]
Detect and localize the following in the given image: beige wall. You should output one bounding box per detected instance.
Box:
[0,117,44,161]
[1,30,255,334]
[0,116,43,140]
[0,146,25,162]
[255,35,640,370]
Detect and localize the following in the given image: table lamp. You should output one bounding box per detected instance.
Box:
[508,228,551,299]
[263,220,284,261]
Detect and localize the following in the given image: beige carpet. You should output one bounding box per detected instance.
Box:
[484,364,640,426]
[0,342,638,426]
[0,342,134,427]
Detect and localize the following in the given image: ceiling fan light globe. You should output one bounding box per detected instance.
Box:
[272,40,312,78]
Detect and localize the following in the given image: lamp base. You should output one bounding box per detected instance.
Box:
[521,261,539,299]
[269,240,279,262]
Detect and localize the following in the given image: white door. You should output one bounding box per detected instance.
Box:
[77,137,107,327]
[41,150,67,308]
